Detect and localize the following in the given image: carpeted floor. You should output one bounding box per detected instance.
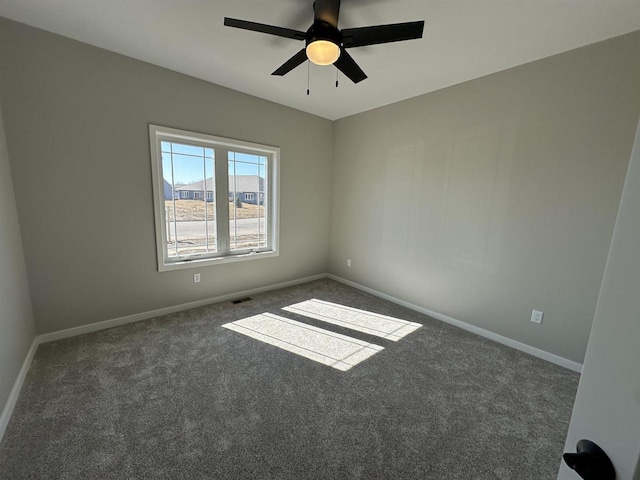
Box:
[0,279,579,479]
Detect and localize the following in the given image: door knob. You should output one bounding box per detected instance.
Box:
[563,439,615,480]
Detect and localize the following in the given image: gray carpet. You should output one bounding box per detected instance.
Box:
[0,279,579,479]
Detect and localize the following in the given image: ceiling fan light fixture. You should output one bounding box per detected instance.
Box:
[306,39,340,66]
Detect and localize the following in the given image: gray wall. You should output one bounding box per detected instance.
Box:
[0,100,36,413]
[0,18,333,334]
[558,117,640,480]
[329,31,640,364]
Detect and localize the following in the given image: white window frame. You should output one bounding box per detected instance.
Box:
[245,192,255,201]
[149,124,280,272]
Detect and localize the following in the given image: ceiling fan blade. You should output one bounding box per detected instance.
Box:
[272,48,309,76]
[224,18,306,41]
[341,20,424,48]
[334,48,367,84]
[314,0,341,28]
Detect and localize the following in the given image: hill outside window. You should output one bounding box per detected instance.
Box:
[149,125,279,271]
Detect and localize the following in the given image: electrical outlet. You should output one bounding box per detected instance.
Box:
[194,273,201,283]
[531,310,543,324]
[347,259,352,267]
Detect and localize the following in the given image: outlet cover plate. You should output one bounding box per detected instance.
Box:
[531,310,543,324]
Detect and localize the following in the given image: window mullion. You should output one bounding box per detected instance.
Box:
[170,143,178,256]
[214,147,230,254]
[202,149,209,253]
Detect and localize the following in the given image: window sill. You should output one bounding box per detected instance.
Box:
[158,249,279,272]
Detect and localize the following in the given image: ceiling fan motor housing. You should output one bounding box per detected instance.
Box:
[306,21,341,48]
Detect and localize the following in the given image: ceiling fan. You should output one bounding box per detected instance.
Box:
[224,0,425,84]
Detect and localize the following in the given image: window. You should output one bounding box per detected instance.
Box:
[149,125,279,271]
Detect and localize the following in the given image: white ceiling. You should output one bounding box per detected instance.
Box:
[1,0,640,120]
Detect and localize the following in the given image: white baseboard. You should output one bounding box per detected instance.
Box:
[0,337,39,442]
[327,274,583,373]
[37,273,329,344]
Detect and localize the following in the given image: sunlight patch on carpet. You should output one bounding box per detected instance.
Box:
[222,313,383,371]
[282,299,422,341]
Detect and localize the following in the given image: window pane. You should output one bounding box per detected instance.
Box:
[228,151,268,251]
[170,143,205,157]
[163,142,216,257]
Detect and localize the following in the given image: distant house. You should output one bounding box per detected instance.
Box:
[174,178,215,202]
[173,175,265,205]
[228,175,265,205]
[163,179,177,200]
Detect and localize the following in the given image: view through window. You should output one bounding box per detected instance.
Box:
[228,151,268,252]
[162,141,216,257]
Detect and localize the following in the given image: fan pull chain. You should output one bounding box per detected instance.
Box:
[307,61,310,96]
[336,68,339,88]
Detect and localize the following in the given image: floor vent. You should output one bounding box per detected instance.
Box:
[231,297,252,305]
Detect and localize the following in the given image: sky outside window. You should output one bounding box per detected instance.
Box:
[161,142,265,184]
